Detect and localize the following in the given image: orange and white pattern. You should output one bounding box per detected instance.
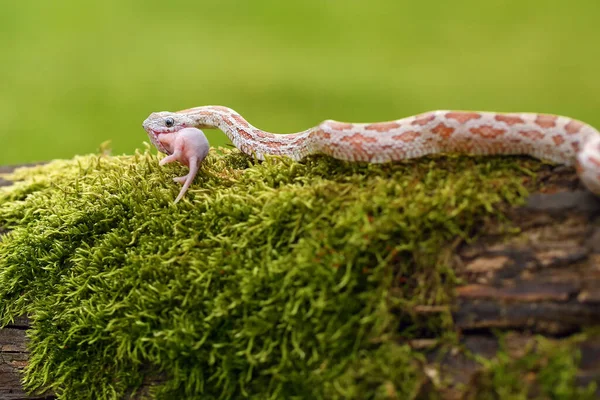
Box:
[143,106,600,197]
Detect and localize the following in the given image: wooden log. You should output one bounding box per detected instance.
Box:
[0,317,53,399]
[430,165,600,398]
[0,162,599,398]
[454,188,600,335]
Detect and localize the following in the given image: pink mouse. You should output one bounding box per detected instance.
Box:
[155,127,210,203]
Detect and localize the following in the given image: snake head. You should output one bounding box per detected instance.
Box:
[142,111,196,154]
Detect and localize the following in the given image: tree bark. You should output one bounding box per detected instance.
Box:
[0,316,53,400]
[422,165,600,399]
[1,163,599,399]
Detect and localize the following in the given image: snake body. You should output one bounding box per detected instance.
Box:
[142,106,600,201]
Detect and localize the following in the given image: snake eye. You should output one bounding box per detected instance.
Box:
[165,117,175,127]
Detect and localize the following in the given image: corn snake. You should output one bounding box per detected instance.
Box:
[142,106,600,203]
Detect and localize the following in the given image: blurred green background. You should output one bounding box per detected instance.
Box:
[1,0,599,165]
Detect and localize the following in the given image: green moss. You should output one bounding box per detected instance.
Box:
[0,147,545,399]
[322,342,425,399]
[465,334,598,400]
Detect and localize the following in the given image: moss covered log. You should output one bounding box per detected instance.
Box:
[0,148,598,399]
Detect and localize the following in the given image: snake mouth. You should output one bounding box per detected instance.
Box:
[145,129,172,155]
